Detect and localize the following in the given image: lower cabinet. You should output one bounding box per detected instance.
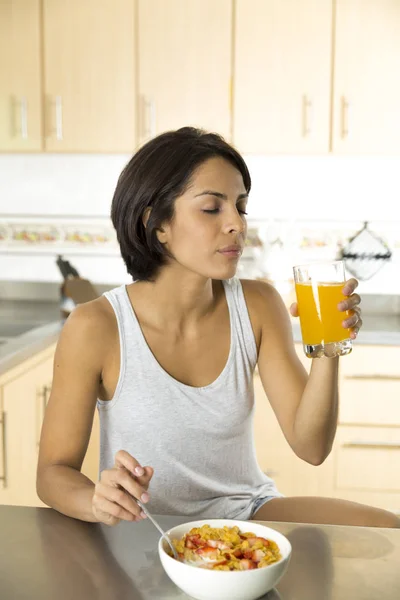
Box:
[0,346,55,506]
[254,343,400,515]
[0,343,99,507]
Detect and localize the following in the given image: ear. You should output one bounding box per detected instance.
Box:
[156,226,168,244]
[143,207,168,244]
[142,207,151,228]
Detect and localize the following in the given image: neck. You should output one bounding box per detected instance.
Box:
[130,265,225,332]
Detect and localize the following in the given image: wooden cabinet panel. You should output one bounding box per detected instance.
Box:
[233,0,332,154]
[332,0,400,154]
[339,344,400,377]
[0,0,42,151]
[0,352,54,506]
[335,426,400,493]
[339,378,400,426]
[338,345,400,426]
[43,0,137,152]
[137,0,232,144]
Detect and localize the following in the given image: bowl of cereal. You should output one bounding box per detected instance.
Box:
[158,519,291,600]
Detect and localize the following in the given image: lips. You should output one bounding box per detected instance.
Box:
[218,245,243,257]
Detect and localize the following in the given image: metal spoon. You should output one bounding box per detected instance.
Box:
[136,499,179,560]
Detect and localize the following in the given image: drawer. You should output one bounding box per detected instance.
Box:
[339,378,400,426]
[335,426,400,493]
[332,489,400,515]
[339,344,400,377]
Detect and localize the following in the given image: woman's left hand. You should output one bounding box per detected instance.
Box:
[289,277,363,340]
[337,277,363,339]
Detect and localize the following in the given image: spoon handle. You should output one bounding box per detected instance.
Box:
[136,499,178,559]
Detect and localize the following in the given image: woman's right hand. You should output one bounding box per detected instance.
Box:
[92,450,154,526]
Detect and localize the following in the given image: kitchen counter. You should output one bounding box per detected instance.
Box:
[0,296,399,377]
[0,298,62,375]
[0,506,399,600]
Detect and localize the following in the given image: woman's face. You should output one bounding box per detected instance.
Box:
[158,157,248,280]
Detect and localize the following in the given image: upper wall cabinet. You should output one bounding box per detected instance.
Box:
[233,0,332,154]
[43,0,137,152]
[0,0,42,152]
[137,0,233,144]
[332,0,400,154]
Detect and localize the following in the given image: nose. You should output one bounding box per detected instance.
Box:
[223,206,246,235]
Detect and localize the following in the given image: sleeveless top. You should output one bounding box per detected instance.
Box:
[98,278,282,520]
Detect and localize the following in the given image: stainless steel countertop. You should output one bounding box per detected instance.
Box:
[0,506,399,600]
[0,299,62,376]
[0,298,399,377]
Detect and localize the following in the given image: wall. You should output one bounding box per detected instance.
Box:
[0,153,399,293]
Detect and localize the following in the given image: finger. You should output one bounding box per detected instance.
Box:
[95,482,142,518]
[349,317,363,339]
[338,293,361,312]
[114,450,144,478]
[342,278,359,296]
[93,494,135,523]
[136,466,154,490]
[289,302,299,318]
[111,467,151,504]
[342,310,360,329]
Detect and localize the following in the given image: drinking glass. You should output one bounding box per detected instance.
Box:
[293,260,352,358]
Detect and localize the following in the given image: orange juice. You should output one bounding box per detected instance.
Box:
[295,282,350,345]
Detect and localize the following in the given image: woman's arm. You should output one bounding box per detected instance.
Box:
[243,279,359,466]
[37,300,153,523]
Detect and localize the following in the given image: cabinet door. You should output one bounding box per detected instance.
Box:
[0,0,42,151]
[233,0,332,154]
[333,0,400,154]
[0,355,53,507]
[43,0,136,152]
[137,0,232,144]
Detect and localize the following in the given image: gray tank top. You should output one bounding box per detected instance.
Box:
[98,278,282,520]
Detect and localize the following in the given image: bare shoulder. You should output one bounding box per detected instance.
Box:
[55,296,117,368]
[240,278,289,323]
[240,279,294,352]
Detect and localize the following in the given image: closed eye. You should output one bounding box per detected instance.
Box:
[202,208,248,215]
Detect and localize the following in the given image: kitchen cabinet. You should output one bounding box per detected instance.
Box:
[42,0,137,152]
[0,0,42,152]
[332,0,400,154]
[233,0,332,154]
[137,0,232,144]
[0,345,55,506]
[254,343,400,515]
[0,343,99,507]
[332,344,400,514]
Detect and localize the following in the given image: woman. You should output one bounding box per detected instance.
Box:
[37,127,399,529]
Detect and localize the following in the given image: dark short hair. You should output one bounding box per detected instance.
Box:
[111,126,251,281]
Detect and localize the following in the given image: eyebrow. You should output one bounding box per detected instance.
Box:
[194,190,248,200]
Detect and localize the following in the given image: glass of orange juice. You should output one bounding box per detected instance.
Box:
[293,260,352,358]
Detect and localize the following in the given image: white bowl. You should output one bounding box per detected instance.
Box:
[158,519,292,600]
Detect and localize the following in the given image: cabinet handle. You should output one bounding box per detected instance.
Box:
[142,97,156,140]
[302,95,313,137]
[37,385,50,447]
[343,441,400,450]
[11,96,28,139]
[0,411,7,488]
[344,374,400,381]
[47,96,63,140]
[341,96,351,138]
[55,96,63,140]
[18,96,28,139]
